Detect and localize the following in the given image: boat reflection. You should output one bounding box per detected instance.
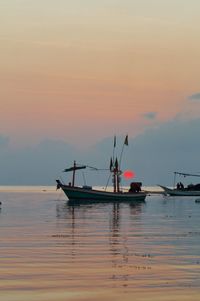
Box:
[55,200,145,255]
[56,199,145,220]
[67,198,146,206]
[108,202,143,286]
[55,200,147,288]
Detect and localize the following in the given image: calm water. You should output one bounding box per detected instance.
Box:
[0,186,200,301]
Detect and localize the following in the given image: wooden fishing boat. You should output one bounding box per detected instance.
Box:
[159,171,200,196]
[56,179,146,202]
[56,136,146,203]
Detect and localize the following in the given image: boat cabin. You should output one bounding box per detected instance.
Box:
[129,182,142,193]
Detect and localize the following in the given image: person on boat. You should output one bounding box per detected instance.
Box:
[176,182,184,190]
[179,182,184,189]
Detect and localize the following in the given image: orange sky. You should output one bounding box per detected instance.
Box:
[1,1,200,147]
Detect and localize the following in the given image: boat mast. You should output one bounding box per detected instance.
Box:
[63,162,86,187]
[111,158,121,193]
[173,172,177,189]
[112,158,119,193]
[113,169,117,192]
[72,161,76,187]
[111,136,117,192]
[116,158,120,193]
[111,135,128,193]
[116,172,120,192]
[111,136,120,193]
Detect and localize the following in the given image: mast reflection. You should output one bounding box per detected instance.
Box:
[108,201,144,287]
[55,200,145,274]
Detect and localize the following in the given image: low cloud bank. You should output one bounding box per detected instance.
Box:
[0,118,200,186]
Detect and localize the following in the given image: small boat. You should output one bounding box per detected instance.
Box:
[159,185,200,196]
[56,136,146,203]
[159,171,200,196]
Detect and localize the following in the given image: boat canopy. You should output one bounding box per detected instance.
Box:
[174,171,200,177]
[63,165,86,172]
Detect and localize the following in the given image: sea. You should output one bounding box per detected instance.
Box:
[0,186,200,301]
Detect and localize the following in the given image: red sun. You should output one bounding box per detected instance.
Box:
[123,170,135,179]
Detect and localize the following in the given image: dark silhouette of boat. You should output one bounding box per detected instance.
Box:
[159,171,200,196]
[56,136,146,203]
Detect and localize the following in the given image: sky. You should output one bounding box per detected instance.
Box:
[1,1,200,184]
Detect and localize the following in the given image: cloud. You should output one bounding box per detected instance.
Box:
[143,112,157,120]
[1,117,200,187]
[188,93,200,101]
[0,139,78,185]
[128,117,200,185]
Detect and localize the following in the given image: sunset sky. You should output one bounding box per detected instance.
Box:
[1,0,200,148]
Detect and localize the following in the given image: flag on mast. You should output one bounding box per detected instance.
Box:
[124,135,128,146]
[115,158,119,170]
[109,158,113,171]
[114,135,116,147]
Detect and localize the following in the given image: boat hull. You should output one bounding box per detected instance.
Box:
[58,184,146,202]
[159,185,200,196]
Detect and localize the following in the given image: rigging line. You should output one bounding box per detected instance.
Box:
[86,166,110,171]
[82,172,86,185]
[91,168,109,171]
[85,165,98,170]
[105,173,112,191]
[112,135,116,164]
[79,164,108,171]
[119,135,128,170]
[60,176,65,184]
[119,142,125,169]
